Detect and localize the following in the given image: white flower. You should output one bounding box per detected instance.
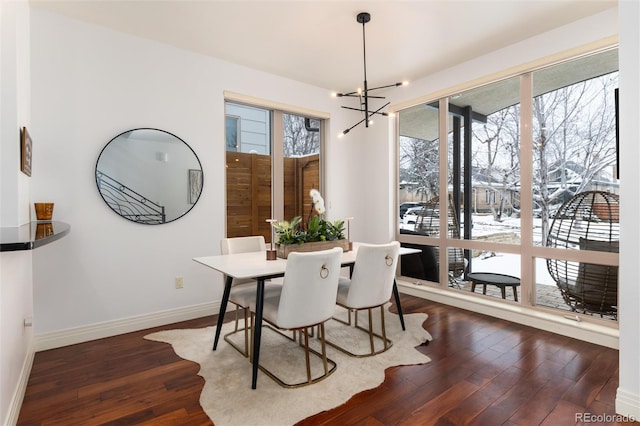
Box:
[310,189,326,215]
[310,189,322,203]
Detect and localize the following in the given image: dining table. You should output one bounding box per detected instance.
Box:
[193,242,420,389]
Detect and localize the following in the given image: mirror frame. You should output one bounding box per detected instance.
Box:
[95,128,203,225]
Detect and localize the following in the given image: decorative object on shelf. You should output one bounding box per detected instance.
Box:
[272,190,347,259]
[334,12,408,137]
[266,219,277,260]
[20,127,32,177]
[34,202,54,221]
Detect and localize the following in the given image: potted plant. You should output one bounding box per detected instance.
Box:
[272,190,349,258]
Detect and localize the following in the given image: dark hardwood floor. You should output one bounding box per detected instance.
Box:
[17,295,633,425]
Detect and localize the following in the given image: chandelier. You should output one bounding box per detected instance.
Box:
[334,12,408,137]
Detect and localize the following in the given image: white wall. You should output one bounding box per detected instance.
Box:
[28,8,350,337]
[617,0,640,419]
[0,2,34,425]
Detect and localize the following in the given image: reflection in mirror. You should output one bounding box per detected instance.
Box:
[95,128,203,224]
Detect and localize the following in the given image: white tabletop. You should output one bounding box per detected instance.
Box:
[193,243,419,279]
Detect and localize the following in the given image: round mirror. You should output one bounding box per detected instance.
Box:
[95,128,203,224]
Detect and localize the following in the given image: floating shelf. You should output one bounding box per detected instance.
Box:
[0,221,70,252]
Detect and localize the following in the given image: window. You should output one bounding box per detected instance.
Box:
[225,116,239,152]
[397,48,619,322]
[224,101,324,243]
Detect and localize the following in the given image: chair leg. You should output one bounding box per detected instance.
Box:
[253,321,336,388]
[223,305,251,357]
[327,304,393,357]
[368,308,375,353]
[243,307,249,357]
[319,323,329,375]
[303,328,312,384]
[234,305,240,332]
[380,305,389,351]
[249,312,254,361]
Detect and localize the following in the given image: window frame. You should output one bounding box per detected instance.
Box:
[223,93,328,238]
[394,45,620,326]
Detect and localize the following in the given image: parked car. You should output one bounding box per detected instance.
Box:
[399,201,426,218]
[403,207,439,225]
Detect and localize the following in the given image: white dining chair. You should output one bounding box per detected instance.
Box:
[327,241,400,357]
[249,247,343,388]
[220,236,281,357]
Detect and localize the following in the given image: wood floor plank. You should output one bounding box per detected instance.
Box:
[505,374,575,425]
[436,362,525,425]
[17,295,635,426]
[407,379,480,425]
[562,349,619,408]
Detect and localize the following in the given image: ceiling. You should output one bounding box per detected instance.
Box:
[30,1,617,93]
[399,48,619,140]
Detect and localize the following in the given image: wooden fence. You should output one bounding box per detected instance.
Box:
[226,151,320,242]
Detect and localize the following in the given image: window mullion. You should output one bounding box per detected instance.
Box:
[272,110,284,221]
[520,73,534,306]
[439,98,450,286]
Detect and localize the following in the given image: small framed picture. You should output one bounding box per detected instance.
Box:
[21,127,32,177]
[189,169,203,204]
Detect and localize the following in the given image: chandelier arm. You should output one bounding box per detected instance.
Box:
[341,106,365,112]
[370,101,391,115]
[341,116,368,135]
[367,82,405,92]
[341,101,391,135]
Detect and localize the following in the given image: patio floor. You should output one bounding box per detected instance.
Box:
[449,278,617,321]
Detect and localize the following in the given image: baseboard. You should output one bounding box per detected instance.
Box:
[616,389,640,420]
[4,338,35,426]
[397,280,619,349]
[34,301,221,351]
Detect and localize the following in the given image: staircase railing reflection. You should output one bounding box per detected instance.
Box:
[96,171,166,224]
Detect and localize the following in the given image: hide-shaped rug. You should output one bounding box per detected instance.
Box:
[145,305,431,426]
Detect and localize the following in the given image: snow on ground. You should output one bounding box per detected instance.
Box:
[400,213,557,286]
[470,252,556,286]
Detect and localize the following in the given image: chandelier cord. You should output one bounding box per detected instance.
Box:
[361,17,369,127]
[361,17,367,83]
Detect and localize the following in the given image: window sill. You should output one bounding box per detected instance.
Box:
[397,278,619,349]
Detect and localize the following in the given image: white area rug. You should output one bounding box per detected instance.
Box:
[145,305,431,426]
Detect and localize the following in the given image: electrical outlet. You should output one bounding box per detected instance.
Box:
[175,276,184,289]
